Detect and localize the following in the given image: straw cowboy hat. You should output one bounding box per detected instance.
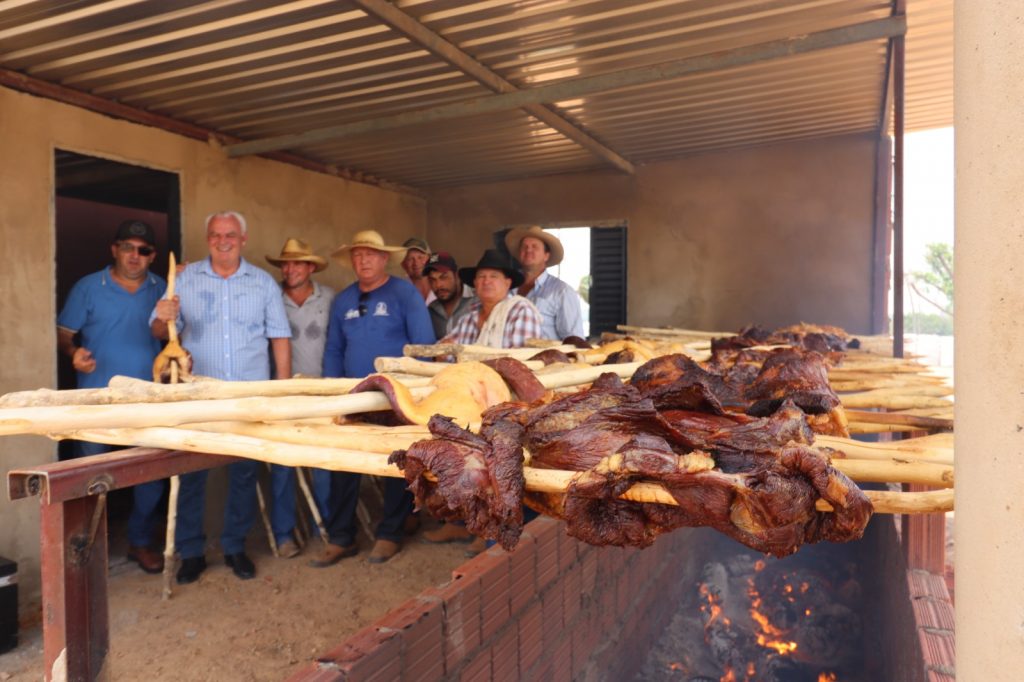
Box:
[265,238,328,272]
[459,249,525,289]
[331,230,406,265]
[504,225,564,267]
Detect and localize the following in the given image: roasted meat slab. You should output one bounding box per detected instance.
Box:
[391,374,872,557]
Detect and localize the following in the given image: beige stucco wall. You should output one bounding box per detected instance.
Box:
[427,132,880,334]
[0,84,426,608]
[954,2,1024,678]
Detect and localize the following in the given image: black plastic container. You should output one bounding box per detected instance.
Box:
[0,556,16,654]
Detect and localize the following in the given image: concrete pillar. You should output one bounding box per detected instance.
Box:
[954,5,1024,679]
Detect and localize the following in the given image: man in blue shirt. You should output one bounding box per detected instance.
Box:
[313,230,433,567]
[57,219,168,574]
[152,210,292,584]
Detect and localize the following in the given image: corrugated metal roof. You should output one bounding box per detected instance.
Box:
[0,0,952,188]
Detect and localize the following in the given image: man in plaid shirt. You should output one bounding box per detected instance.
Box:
[443,249,541,348]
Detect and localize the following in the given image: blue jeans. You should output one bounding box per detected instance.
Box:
[323,473,412,546]
[73,440,167,549]
[271,465,332,544]
[174,460,260,559]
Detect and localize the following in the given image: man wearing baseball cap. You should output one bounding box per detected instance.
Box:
[424,251,474,339]
[401,237,434,303]
[57,219,168,574]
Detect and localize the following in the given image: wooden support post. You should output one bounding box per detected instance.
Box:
[40,494,110,681]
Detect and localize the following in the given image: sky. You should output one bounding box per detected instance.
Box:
[903,127,954,274]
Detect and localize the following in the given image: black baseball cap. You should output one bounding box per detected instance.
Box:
[423,251,458,275]
[113,220,156,246]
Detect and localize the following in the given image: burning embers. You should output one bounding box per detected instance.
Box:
[638,534,867,682]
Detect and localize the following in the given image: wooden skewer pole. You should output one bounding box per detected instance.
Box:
[295,467,330,545]
[817,433,954,465]
[56,426,955,510]
[160,253,180,600]
[843,409,953,430]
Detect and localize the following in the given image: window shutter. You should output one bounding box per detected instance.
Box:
[588,226,627,336]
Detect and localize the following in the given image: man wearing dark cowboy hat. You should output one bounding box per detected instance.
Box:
[424,251,473,339]
[443,249,542,348]
[401,237,434,303]
[57,219,168,574]
[315,230,434,567]
[264,238,335,559]
[504,225,585,340]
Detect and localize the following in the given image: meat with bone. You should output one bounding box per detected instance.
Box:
[388,414,525,550]
[711,324,859,354]
[629,351,848,436]
[391,373,872,557]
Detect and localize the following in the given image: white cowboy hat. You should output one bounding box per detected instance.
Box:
[265,238,328,272]
[331,230,406,265]
[504,225,564,267]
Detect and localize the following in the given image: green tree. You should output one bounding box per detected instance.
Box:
[908,242,953,316]
[578,274,591,304]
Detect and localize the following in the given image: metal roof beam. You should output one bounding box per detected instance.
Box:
[226,15,907,159]
[348,0,634,175]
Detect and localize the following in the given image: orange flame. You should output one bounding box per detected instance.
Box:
[754,560,766,572]
[700,583,731,627]
[747,579,798,655]
[818,673,838,682]
[668,662,686,671]
[720,668,737,682]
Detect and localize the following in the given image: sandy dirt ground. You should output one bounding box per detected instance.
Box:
[0,518,468,681]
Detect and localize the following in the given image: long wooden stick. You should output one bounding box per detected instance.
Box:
[57,426,955,505]
[404,343,575,359]
[843,409,953,430]
[0,390,422,436]
[161,254,180,601]
[0,375,429,408]
[816,433,953,466]
[295,467,329,545]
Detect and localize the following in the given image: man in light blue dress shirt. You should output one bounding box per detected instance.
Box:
[505,225,585,340]
[152,210,291,584]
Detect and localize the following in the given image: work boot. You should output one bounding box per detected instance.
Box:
[277,540,301,559]
[368,539,401,564]
[127,546,164,574]
[422,523,473,544]
[464,536,487,558]
[308,543,357,568]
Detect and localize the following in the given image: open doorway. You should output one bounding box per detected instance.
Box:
[54,150,181,457]
[496,224,627,339]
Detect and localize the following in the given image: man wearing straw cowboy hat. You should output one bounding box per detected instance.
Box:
[264,238,334,559]
[505,225,585,341]
[314,230,433,567]
[152,210,292,584]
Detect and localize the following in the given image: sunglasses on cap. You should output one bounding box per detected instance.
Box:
[117,242,155,256]
[358,291,369,317]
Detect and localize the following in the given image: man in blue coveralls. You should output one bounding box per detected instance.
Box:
[152,210,292,584]
[311,230,434,567]
[57,219,168,574]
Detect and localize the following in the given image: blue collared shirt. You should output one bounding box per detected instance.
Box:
[151,257,291,381]
[323,276,434,378]
[58,267,167,389]
[523,271,585,340]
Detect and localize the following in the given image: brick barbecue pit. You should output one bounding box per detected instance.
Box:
[289,506,954,681]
